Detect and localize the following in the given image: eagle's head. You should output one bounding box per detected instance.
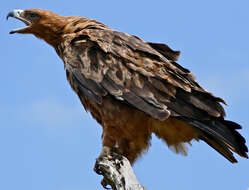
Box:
[7,9,74,46]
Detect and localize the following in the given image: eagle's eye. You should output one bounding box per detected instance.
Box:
[24,11,40,21]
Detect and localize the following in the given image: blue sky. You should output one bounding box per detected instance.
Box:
[1,1,249,190]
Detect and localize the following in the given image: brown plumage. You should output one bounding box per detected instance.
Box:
[7,8,248,164]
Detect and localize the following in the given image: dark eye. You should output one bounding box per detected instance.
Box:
[25,11,40,20]
[29,13,38,18]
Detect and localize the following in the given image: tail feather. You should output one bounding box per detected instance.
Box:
[199,131,238,163]
[179,117,248,162]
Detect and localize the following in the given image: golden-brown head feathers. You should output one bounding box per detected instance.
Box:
[7,9,90,46]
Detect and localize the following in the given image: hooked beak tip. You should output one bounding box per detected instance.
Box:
[6,9,24,20]
[6,12,13,20]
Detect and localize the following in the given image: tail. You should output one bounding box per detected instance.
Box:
[180,117,248,163]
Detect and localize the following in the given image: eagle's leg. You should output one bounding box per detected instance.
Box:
[118,137,151,164]
[99,127,120,157]
[98,125,123,158]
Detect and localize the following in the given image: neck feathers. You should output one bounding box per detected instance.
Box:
[35,15,108,47]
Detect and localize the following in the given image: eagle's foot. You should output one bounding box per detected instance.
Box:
[94,147,144,190]
[100,177,113,189]
[94,146,121,174]
[94,146,124,189]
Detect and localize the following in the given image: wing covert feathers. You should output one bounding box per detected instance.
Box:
[62,27,227,120]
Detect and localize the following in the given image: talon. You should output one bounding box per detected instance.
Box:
[94,161,103,175]
[101,178,112,189]
[94,146,114,175]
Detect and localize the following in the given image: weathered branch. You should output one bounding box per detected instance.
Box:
[94,152,145,190]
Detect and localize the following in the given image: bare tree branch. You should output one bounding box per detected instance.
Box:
[94,152,145,190]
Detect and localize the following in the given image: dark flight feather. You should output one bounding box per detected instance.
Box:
[147,42,181,62]
[180,117,248,161]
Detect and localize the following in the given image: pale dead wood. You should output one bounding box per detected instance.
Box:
[94,152,145,190]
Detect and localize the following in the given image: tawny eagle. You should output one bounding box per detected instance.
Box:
[7,9,248,164]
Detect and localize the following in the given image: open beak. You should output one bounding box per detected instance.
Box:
[7,9,31,34]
